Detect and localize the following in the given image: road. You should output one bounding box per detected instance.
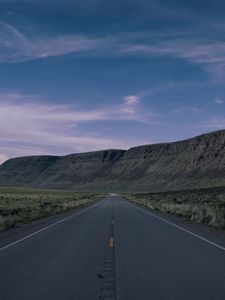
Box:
[0,196,225,299]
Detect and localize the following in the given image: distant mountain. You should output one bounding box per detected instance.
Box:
[1,130,225,191]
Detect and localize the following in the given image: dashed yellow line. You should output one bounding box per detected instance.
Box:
[109,237,114,248]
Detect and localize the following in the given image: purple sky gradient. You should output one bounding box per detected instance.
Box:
[1,0,225,163]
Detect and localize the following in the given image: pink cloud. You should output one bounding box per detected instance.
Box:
[0,92,154,163]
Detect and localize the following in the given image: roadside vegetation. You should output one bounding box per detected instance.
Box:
[0,187,104,231]
[124,187,225,229]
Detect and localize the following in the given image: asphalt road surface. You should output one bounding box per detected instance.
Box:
[0,196,225,300]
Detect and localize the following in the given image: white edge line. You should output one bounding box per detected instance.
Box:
[0,198,105,253]
[125,199,225,252]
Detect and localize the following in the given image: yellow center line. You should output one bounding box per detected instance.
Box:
[109,237,114,248]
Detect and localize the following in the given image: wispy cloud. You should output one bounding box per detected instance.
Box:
[0,92,154,163]
[198,117,225,130]
[0,22,112,62]
[122,39,225,78]
[213,97,224,104]
[173,107,202,114]
[0,91,149,123]
[2,21,225,79]
[119,95,140,115]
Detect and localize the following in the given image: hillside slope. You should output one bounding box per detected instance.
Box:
[1,130,225,191]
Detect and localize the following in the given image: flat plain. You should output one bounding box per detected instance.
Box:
[124,186,225,229]
[0,187,103,231]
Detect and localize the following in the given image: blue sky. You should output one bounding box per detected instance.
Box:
[1,0,225,163]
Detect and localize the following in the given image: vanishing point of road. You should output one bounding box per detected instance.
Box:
[0,196,225,299]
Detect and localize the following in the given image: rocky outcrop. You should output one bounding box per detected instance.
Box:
[1,130,225,191]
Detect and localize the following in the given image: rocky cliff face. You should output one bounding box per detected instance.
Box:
[1,130,225,191]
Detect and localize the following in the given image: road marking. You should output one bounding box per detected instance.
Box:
[109,237,114,248]
[112,220,114,225]
[127,200,225,252]
[0,199,105,253]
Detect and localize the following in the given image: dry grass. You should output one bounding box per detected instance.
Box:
[124,187,225,229]
[0,187,104,231]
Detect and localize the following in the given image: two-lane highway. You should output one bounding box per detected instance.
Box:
[0,196,225,299]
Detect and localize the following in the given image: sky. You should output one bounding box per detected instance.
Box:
[1,0,225,163]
